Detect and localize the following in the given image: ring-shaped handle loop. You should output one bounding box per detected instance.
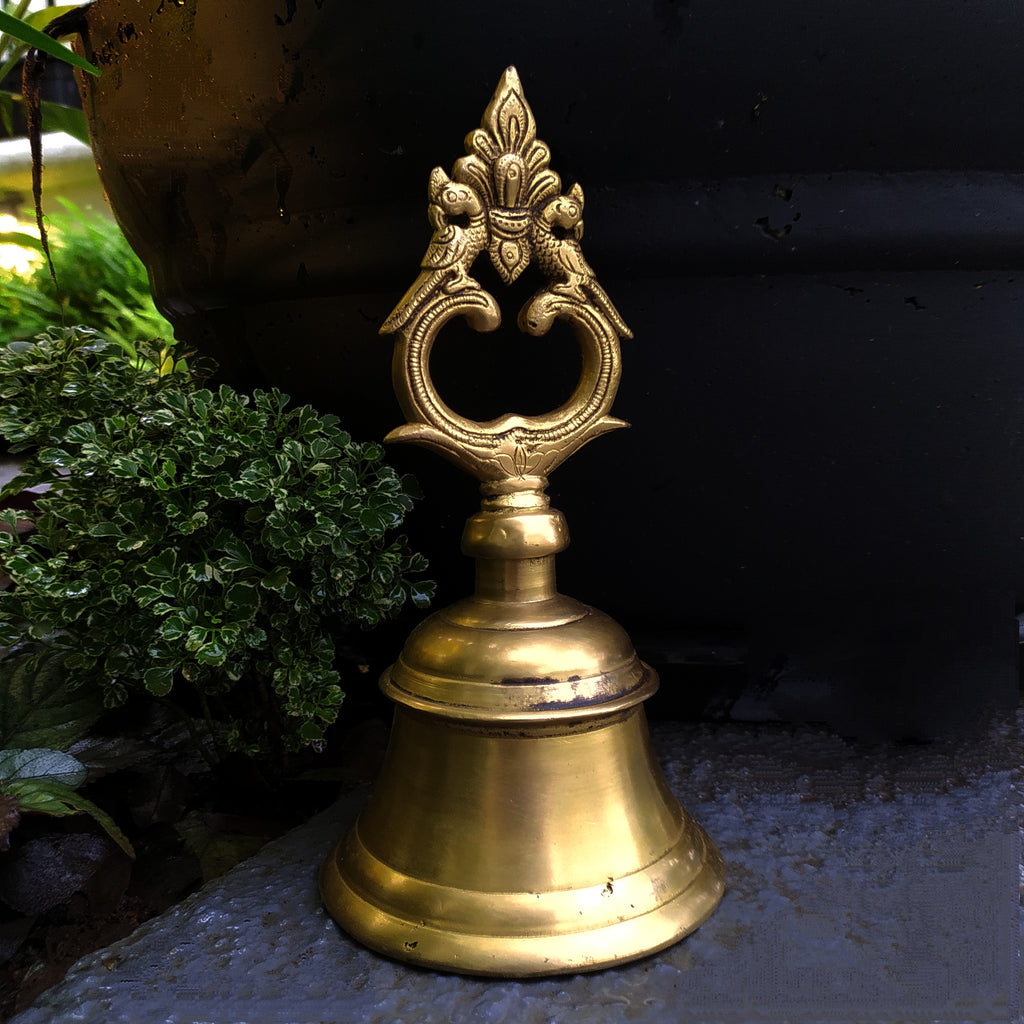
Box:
[386,283,628,483]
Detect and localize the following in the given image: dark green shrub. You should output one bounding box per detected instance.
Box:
[0,327,432,758]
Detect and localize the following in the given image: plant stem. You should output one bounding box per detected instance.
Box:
[154,695,220,771]
[194,687,226,765]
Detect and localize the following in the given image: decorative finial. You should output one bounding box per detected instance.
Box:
[381,66,632,485]
[455,65,561,284]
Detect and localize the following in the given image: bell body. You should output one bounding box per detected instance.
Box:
[320,70,724,974]
[322,699,724,975]
[320,502,726,975]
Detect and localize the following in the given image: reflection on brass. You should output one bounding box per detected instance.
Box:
[320,66,725,976]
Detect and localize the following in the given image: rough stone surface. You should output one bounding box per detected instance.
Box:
[0,833,114,916]
[11,712,1022,1024]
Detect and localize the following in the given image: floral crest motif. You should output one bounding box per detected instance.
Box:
[454,67,561,284]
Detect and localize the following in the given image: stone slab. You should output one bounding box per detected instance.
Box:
[12,713,1022,1024]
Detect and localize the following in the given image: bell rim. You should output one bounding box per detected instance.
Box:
[320,819,726,977]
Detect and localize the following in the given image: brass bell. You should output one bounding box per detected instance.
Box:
[320,67,725,976]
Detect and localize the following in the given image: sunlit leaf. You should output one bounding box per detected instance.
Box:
[0,230,42,252]
[0,747,87,788]
[0,10,100,75]
[4,777,134,857]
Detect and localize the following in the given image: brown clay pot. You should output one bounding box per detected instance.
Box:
[73,1,395,415]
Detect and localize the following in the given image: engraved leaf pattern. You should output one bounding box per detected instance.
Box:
[494,90,531,152]
[457,151,493,204]
[525,167,561,207]
[512,443,529,477]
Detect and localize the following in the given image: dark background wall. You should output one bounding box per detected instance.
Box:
[80,0,1024,737]
[352,0,1024,737]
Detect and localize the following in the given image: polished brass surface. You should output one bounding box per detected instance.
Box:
[320,67,725,976]
[381,66,630,482]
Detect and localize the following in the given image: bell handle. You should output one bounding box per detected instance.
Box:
[386,281,628,482]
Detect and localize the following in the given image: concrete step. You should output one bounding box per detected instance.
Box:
[10,712,1021,1024]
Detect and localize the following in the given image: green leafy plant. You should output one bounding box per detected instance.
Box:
[0,643,130,852]
[0,326,433,759]
[0,746,133,856]
[0,2,98,143]
[0,200,174,350]
[0,642,102,751]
